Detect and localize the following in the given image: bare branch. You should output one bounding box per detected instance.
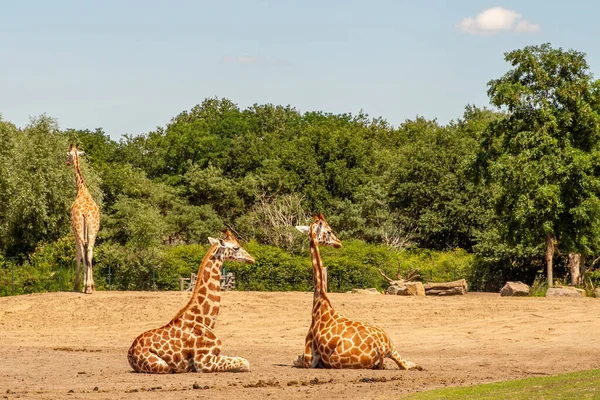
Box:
[379,269,395,283]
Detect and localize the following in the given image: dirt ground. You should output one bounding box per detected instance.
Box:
[0,290,599,400]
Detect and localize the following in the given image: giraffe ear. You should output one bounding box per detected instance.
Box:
[295,226,310,234]
[77,150,85,156]
[319,213,325,220]
[208,237,219,246]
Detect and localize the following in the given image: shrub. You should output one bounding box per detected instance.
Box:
[529,273,548,297]
[1,238,476,295]
[95,242,164,290]
[225,241,313,291]
[225,240,475,293]
[160,244,208,290]
[0,234,76,295]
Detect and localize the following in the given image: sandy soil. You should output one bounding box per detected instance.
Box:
[0,290,599,399]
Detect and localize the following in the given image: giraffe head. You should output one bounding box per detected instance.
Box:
[208,230,256,264]
[66,144,84,166]
[296,213,342,248]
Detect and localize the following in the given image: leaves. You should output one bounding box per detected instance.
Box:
[475,43,600,286]
[5,43,600,293]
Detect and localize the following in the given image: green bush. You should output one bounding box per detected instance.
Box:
[94,242,164,290]
[0,235,76,295]
[586,269,600,295]
[225,241,313,291]
[160,244,208,290]
[224,240,475,293]
[1,237,476,295]
[398,248,475,284]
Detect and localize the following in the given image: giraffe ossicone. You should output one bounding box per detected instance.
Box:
[127,231,256,373]
[294,214,421,370]
[67,144,100,294]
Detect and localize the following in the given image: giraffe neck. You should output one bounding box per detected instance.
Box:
[72,156,88,195]
[309,226,332,309]
[176,243,223,329]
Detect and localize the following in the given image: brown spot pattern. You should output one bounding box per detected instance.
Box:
[127,236,253,373]
[296,215,420,370]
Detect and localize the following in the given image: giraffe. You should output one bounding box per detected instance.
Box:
[127,231,256,373]
[293,214,421,370]
[66,144,100,294]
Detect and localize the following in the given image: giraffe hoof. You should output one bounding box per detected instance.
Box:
[406,362,422,371]
[237,359,250,372]
[292,356,304,368]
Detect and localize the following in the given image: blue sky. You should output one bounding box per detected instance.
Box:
[1,1,598,140]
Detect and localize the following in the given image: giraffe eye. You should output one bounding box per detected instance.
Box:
[233,246,240,251]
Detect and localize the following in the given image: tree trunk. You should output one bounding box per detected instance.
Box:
[545,233,554,287]
[567,253,581,286]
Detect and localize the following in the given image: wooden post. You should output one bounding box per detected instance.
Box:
[179,278,185,291]
[545,233,554,288]
[568,253,581,286]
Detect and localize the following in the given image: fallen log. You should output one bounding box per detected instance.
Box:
[424,279,468,296]
[424,279,467,291]
[426,287,467,296]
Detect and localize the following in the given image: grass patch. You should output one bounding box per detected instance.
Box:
[401,369,600,400]
[529,273,548,297]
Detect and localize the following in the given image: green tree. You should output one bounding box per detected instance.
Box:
[478,43,600,287]
[389,109,497,251]
[0,116,103,257]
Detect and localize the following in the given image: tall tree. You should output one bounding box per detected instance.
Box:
[478,43,600,287]
[389,108,498,251]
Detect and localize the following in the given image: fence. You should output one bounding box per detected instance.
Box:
[1,257,16,296]
[0,255,467,296]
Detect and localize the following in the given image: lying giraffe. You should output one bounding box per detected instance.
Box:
[294,214,421,370]
[127,231,255,373]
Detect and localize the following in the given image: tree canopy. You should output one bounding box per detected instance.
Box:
[2,43,600,294]
[476,43,600,286]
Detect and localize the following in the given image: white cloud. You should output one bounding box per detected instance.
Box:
[221,55,291,67]
[457,7,541,35]
[222,55,260,64]
[514,20,541,33]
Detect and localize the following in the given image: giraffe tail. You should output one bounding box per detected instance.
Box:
[82,215,91,266]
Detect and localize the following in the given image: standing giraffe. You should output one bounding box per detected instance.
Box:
[127,231,256,373]
[66,144,100,294]
[293,214,421,370]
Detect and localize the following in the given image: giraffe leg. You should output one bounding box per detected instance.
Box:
[372,340,386,370]
[89,232,97,291]
[82,227,97,294]
[189,328,249,373]
[73,241,84,292]
[294,330,320,368]
[83,245,95,294]
[196,354,250,373]
[82,261,91,294]
[128,347,174,374]
[388,344,421,370]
